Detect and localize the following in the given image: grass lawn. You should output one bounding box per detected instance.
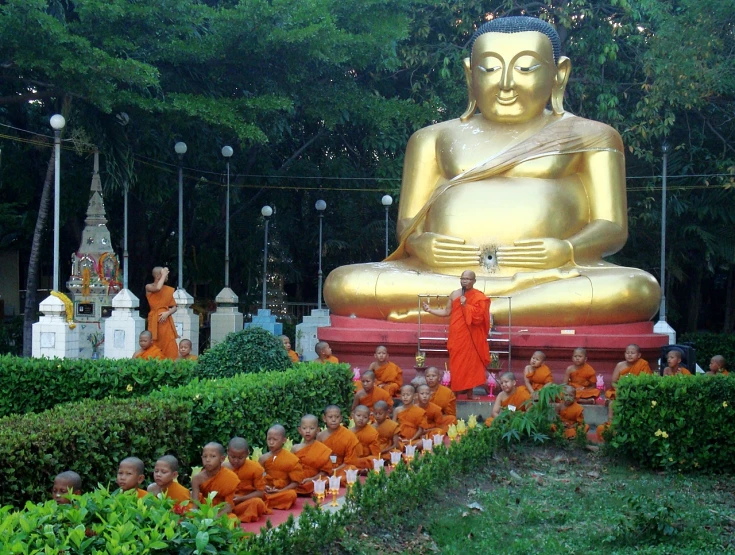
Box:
[340,445,735,554]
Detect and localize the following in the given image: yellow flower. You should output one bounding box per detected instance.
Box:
[694,461,700,468]
[661,431,669,439]
[193,394,201,401]
[651,400,657,407]
[126,384,133,392]
[669,457,673,462]
[724,401,728,408]
[655,429,662,437]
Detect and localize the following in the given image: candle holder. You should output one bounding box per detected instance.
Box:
[422,438,433,452]
[313,477,327,504]
[328,474,341,507]
[330,455,337,466]
[405,443,416,463]
[433,433,445,447]
[447,424,458,441]
[373,458,385,473]
[456,419,467,436]
[345,468,358,491]
[390,450,402,466]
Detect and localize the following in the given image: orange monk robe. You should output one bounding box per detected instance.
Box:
[419,401,445,435]
[568,363,600,400]
[180,354,198,361]
[198,467,240,511]
[447,289,491,392]
[358,385,394,411]
[287,350,299,363]
[146,285,179,360]
[670,367,692,376]
[352,425,380,470]
[294,441,333,495]
[527,364,554,391]
[322,425,360,485]
[558,402,589,439]
[136,488,148,498]
[396,405,426,442]
[373,362,403,397]
[159,481,192,512]
[263,450,303,510]
[484,385,532,426]
[316,355,340,364]
[133,345,164,360]
[231,459,268,523]
[429,385,458,429]
[375,419,400,460]
[605,359,652,400]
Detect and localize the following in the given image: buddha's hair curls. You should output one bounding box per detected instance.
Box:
[468,16,561,62]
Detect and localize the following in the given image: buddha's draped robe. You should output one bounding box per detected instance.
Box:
[605,359,652,400]
[374,419,400,459]
[231,460,268,523]
[373,362,403,396]
[133,345,164,360]
[146,285,179,359]
[484,385,532,426]
[568,363,600,400]
[527,364,554,391]
[198,467,239,512]
[294,441,333,495]
[558,402,589,439]
[447,290,490,392]
[263,450,303,510]
[352,425,380,469]
[396,405,426,442]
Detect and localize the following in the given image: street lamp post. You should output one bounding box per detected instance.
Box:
[654,142,675,343]
[50,114,66,292]
[221,146,233,288]
[174,141,187,290]
[315,200,326,309]
[381,195,393,259]
[261,205,273,310]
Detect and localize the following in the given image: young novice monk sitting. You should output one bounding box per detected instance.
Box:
[132,330,164,360]
[148,455,191,509]
[524,351,554,397]
[259,424,304,510]
[484,372,532,426]
[393,385,425,446]
[52,471,82,505]
[663,349,691,376]
[707,355,728,376]
[416,384,445,435]
[555,385,589,439]
[224,437,268,523]
[367,346,403,396]
[292,414,333,496]
[281,335,300,363]
[177,339,198,361]
[425,367,457,429]
[564,348,600,404]
[605,344,652,401]
[350,405,380,471]
[318,405,360,485]
[352,370,393,413]
[372,400,400,460]
[314,341,339,364]
[116,457,148,498]
[191,442,239,516]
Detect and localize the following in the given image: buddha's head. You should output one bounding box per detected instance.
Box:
[461,16,570,123]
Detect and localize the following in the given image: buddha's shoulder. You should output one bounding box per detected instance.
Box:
[565,114,624,150]
[408,118,463,142]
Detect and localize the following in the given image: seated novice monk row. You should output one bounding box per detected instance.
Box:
[292,414,333,496]
[425,367,457,428]
[707,355,729,376]
[484,372,532,426]
[52,471,82,505]
[663,349,691,376]
[132,331,164,360]
[605,344,652,400]
[351,405,380,470]
[416,384,446,435]
[394,385,426,446]
[281,335,300,363]
[555,385,589,439]
[524,351,554,394]
[352,370,394,413]
[192,442,240,516]
[224,437,268,523]
[117,457,148,498]
[148,455,191,509]
[260,425,304,510]
[314,341,339,364]
[564,348,600,403]
[318,405,360,486]
[372,400,400,460]
[367,346,403,397]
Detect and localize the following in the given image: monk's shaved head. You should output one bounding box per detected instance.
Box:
[268,424,286,438]
[563,385,576,395]
[361,370,376,380]
[55,470,82,490]
[301,414,319,427]
[157,455,179,472]
[401,384,416,394]
[120,457,145,475]
[373,400,389,411]
[501,371,516,381]
[667,350,682,361]
[152,266,163,277]
[417,384,431,393]
[353,405,370,416]
[573,347,587,356]
[627,344,641,353]
[204,442,225,456]
[140,330,152,340]
[228,437,249,451]
[712,355,726,366]
[533,351,546,361]
[425,367,441,377]
[324,404,341,415]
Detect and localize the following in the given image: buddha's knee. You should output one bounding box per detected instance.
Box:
[591,268,661,321]
[323,264,382,317]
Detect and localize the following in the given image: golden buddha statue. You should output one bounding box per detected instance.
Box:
[324,16,660,326]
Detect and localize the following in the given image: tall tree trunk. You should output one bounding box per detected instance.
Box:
[22,150,56,356]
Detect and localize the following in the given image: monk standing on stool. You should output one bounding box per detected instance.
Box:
[145,266,178,359]
[422,271,490,399]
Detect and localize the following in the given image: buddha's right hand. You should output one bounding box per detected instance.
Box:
[405,232,480,267]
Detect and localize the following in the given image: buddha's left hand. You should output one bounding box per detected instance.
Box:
[496,238,573,269]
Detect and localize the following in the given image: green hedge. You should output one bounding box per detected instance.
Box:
[0,354,197,418]
[609,374,735,471]
[679,332,735,370]
[0,396,192,508]
[151,362,354,462]
[197,327,292,379]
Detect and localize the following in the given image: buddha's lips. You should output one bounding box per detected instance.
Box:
[496,95,518,105]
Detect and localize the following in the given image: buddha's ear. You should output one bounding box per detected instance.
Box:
[551,56,571,115]
[460,57,477,122]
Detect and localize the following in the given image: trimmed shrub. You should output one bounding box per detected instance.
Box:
[0,354,197,418]
[196,327,292,379]
[0,396,192,507]
[679,332,735,370]
[609,374,735,471]
[153,362,354,462]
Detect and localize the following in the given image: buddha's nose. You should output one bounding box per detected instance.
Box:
[500,66,514,90]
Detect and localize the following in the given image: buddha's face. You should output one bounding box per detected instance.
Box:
[471,31,556,123]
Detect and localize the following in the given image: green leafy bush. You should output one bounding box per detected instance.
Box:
[152,362,354,462]
[608,374,735,471]
[679,332,735,370]
[0,488,248,554]
[0,354,197,418]
[609,493,683,545]
[196,327,292,379]
[0,396,192,508]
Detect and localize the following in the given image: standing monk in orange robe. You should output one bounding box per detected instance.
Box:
[191,442,240,517]
[484,372,532,426]
[368,346,403,397]
[524,351,554,395]
[292,414,333,495]
[565,348,600,403]
[422,271,490,399]
[318,405,360,486]
[372,400,400,460]
[352,370,394,413]
[132,330,164,360]
[425,367,458,429]
[394,385,426,445]
[224,437,268,523]
[145,266,178,360]
[350,405,380,470]
[260,425,303,510]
